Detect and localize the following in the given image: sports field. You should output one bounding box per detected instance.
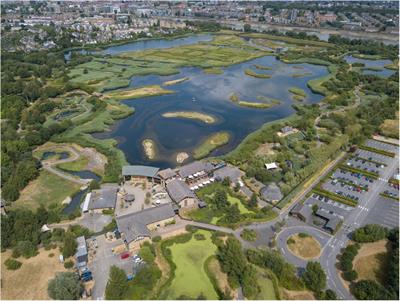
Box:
[166,230,218,299]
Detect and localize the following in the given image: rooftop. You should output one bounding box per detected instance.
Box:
[116,203,175,243]
[122,165,160,178]
[89,187,118,210]
[177,161,214,178]
[166,179,196,203]
[157,168,177,180]
[75,236,87,258]
[260,182,283,202]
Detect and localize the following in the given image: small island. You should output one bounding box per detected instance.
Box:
[142,139,156,160]
[230,93,281,109]
[162,111,216,124]
[176,152,189,164]
[254,64,273,70]
[203,67,224,74]
[162,77,190,86]
[288,87,307,101]
[290,72,312,78]
[244,68,272,78]
[193,132,230,159]
[107,85,174,100]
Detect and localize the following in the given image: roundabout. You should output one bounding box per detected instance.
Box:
[276,226,331,268]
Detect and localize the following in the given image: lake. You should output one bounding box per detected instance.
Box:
[345,55,395,77]
[64,34,212,60]
[94,54,329,168]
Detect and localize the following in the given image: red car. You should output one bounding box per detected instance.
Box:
[120,252,130,259]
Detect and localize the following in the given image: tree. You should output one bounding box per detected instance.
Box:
[62,232,77,258]
[302,261,326,293]
[217,237,247,288]
[323,289,337,300]
[105,266,128,300]
[214,189,229,209]
[312,204,318,214]
[249,193,258,208]
[244,23,251,32]
[223,204,241,224]
[48,272,82,300]
[351,280,390,300]
[352,224,388,243]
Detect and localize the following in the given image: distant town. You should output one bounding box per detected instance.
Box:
[1,1,399,52]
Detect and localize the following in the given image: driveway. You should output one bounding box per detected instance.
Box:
[78,213,113,233]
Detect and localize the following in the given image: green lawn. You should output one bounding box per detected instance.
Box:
[227,194,252,214]
[165,230,219,299]
[12,170,81,211]
[193,132,230,159]
[255,269,278,300]
[57,155,89,172]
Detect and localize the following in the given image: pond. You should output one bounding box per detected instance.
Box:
[94,55,329,168]
[62,188,88,215]
[64,34,212,60]
[344,55,395,77]
[41,151,70,160]
[61,169,102,182]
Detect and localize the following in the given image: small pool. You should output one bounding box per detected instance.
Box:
[62,188,88,215]
[62,170,102,182]
[41,151,70,160]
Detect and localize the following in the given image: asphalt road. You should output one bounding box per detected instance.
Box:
[276,225,331,268]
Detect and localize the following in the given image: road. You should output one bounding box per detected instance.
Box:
[276,225,332,268]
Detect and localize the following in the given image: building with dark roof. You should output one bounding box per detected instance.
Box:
[75,236,88,267]
[213,165,241,183]
[260,183,283,204]
[177,161,214,179]
[122,165,160,182]
[290,203,312,222]
[89,187,118,212]
[157,168,177,186]
[166,179,198,210]
[315,209,342,233]
[116,203,175,245]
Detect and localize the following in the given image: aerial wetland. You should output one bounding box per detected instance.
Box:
[90,39,329,168]
[67,33,394,169]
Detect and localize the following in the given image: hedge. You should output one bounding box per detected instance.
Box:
[312,188,357,207]
[359,145,395,158]
[339,164,379,179]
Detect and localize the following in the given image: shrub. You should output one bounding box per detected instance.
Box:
[64,260,74,269]
[240,229,258,242]
[194,233,206,240]
[287,238,295,244]
[185,225,197,232]
[49,253,55,257]
[343,270,358,281]
[298,232,310,238]
[13,241,38,258]
[151,236,161,243]
[5,258,22,270]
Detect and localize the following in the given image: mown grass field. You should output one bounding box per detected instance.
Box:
[255,268,279,300]
[12,170,81,211]
[165,230,218,299]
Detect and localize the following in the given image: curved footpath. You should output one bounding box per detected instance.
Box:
[42,145,91,185]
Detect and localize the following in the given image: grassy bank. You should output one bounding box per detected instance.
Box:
[230,93,281,109]
[193,132,230,159]
[288,87,307,101]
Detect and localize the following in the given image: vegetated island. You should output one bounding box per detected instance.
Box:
[142,139,156,160]
[288,87,307,101]
[162,111,216,124]
[203,67,224,74]
[162,77,190,86]
[290,72,312,78]
[244,68,271,78]
[254,64,273,70]
[230,93,281,109]
[193,132,230,159]
[107,85,174,100]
